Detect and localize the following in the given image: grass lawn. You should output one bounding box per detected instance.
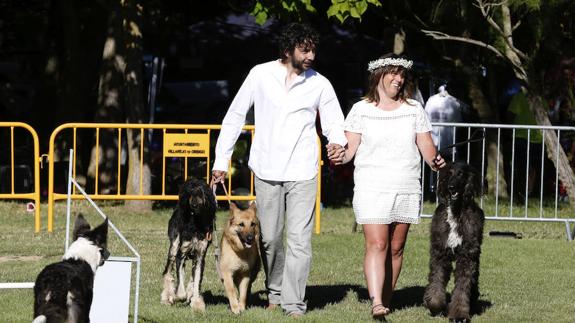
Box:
[0,200,574,322]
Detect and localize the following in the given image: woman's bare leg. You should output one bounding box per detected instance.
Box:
[382,222,410,307]
[363,224,390,307]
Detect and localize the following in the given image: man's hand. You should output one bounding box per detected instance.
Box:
[326,143,345,165]
[210,170,227,187]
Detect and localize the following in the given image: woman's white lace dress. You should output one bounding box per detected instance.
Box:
[344,99,432,224]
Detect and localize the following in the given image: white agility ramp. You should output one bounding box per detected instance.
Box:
[64,150,141,323]
[0,150,141,323]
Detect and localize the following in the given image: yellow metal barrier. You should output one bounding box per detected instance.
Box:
[0,122,41,232]
[47,123,324,233]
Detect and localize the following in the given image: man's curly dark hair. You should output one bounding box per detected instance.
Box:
[278,23,319,60]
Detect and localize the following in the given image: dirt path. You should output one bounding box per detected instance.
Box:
[0,255,43,263]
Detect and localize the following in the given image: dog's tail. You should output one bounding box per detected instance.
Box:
[32,315,47,323]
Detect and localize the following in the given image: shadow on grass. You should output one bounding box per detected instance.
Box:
[204,290,271,310]
[392,286,492,317]
[204,284,491,317]
[204,290,231,305]
[471,298,492,316]
[308,284,427,311]
[390,285,425,310]
[305,284,492,317]
[307,284,366,310]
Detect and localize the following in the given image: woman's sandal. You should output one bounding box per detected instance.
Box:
[371,304,391,320]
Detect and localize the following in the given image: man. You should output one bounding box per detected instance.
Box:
[506,87,543,198]
[211,23,346,317]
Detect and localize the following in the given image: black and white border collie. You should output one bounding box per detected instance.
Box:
[33,214,109,323]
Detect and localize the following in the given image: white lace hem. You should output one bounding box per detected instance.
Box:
[355,216,420,225]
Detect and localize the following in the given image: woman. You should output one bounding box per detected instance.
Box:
[331,54,445,319]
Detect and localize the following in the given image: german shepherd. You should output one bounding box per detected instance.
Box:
[219,202,261,314]
[33,214,109,323]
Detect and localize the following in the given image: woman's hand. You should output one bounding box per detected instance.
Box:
[326,143,345,165]
[431,154,446,171]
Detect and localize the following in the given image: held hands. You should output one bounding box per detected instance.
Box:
[326,143,346,165]
[431,154,446,171]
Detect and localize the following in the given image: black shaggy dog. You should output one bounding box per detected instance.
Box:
[33,214,109,323]
[160,177,216,312]
[424,162,485,323]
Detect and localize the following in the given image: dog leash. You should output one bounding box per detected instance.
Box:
[211,180,230,281]
[436,129,486,160]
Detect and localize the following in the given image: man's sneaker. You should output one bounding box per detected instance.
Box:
[266,303,279,310]
[287,311,304,318]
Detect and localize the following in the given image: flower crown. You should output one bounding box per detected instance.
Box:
[367,57,413,73]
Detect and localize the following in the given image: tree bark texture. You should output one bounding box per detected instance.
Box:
[89,0,151,209]
[529,94,575,206]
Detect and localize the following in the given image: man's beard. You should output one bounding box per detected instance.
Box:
[291,56,313,71]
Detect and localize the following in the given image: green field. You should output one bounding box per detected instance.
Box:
[0,200,574,322]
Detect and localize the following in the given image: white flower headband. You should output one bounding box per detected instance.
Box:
[367,57,413,73]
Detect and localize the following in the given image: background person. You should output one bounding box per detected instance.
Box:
[505,85,543,199]
[211,22,346,317]
[424,83,464,158]
[329,53,444,319]
[423,83,467,197]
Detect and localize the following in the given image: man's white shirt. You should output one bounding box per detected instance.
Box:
[213,60,347,181]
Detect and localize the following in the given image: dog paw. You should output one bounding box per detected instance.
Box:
[175,287,188,301]
[423,293,446,315]
[424,284,448,313]
[190,296,206,312]
[160,292,175,305]
[230,303,242,315]
[447,304,470,322]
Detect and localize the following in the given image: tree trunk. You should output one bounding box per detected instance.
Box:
[529,94,575,206]
[500,4,527,82]
[393,28,406,55]
[125,129,152,210]
[499,3,575,207]
[497,2,575,205]
[464,68,508,197]
[122,0,151,211]
[89,5,124,194]
[89,0,151,207]
[49,1,107,187]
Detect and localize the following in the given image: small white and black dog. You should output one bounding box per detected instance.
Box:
[161,177,216,312]
[424,162,485,323]
[33,214,109,323]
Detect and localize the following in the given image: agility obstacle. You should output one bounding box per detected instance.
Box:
[64,150,141,323]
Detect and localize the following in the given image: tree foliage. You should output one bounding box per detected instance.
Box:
[250,0,382,24]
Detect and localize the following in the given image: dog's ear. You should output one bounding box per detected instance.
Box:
[228,202,238,221]
[248,201,257,212]
[463,165,482,200]
[90,218,109,247]
[436,165,451,204]
[73,213,91,241]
